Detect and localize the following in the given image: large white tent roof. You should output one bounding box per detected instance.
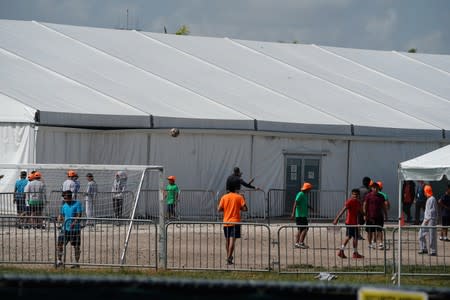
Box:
[399,145,450,181]
[1,19,450,138]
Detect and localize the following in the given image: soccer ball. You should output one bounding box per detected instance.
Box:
[170,128,180,137]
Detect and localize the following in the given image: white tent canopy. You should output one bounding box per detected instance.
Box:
[399,144,450,181]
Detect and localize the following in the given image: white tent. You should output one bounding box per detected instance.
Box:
[399,145,450,181]
[396,144,450,286]
[1,19,450,219]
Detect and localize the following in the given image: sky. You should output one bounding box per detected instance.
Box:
[0,0,449,55]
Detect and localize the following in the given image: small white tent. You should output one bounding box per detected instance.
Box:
[396,144,450,285]
[399,144,450,181]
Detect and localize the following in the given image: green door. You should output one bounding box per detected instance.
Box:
[285,156,321,216]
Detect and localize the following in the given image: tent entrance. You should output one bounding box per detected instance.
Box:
[284,156,321,216]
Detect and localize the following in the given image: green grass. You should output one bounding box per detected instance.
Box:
[1,265,449,288]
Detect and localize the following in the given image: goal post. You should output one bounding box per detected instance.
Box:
[0,163,163,219]
[0,163,167,268]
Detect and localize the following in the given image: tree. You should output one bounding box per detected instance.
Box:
[176,25,190,35]
[408,48,417,53]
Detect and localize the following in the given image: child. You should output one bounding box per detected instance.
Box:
[164,176,179,219]
[333,188,364,259]
[291,182,313,249]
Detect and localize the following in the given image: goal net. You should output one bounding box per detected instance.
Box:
[0,163,163,221]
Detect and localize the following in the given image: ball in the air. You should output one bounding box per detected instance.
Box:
[170,128,180,137]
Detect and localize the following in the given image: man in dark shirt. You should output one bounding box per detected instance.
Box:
[226,167,257,192]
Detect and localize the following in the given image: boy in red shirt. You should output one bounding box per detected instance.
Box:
[333,189,364,259]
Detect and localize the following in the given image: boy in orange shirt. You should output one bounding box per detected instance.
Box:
[333,188,364,259]
[218,185,248,265]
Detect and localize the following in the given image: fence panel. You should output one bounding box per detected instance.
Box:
[0,193,16,215]
[166,221,271,271]
[60,217,158,268]
[277,225,387,274]
[268,189,346,222]
[392,225,450,277]
[0,216,57,266]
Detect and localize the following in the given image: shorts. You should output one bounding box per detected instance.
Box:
[29,201,44,214]
[295,217,309,230]
[15,197,26,214]
[58,230,81,247]
[346,226,359,238]
[223,225,241,238]
[442,216,450,227]
[365,217,384,233]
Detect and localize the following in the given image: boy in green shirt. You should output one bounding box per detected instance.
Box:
[164,176,180,219]
[291,182,313,249]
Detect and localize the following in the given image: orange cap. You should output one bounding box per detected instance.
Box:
[67,170,77,177]
[377,181,383,190]
[424,185,433,198]
[27,173,34,180]
[167,175,176,181]
[301,182,312,191]
[33,171,42,179]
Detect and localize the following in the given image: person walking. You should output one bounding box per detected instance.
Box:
[218,184,248,265]
[164,175,180,219]
[333,188,364,259]
[418,184,437,256]
[291,182,313,249]
[56,190,83,268]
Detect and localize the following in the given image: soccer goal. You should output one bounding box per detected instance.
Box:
[0,163,164,221]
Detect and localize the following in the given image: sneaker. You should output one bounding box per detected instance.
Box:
[439,236,444,241]
[337,250,347,259]
[56,260,63,268]
[299,243,309,249]
[352,252,364,259]
[70,264,80,269]
[444,237,449,241]
[378,244,384,250]
[226,256,233,265]
[418,249,428,254]
[368,243,375,249]
[429,253,437,257]
[294,243,301,249]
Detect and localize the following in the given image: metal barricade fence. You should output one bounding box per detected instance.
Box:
[392,225,450,277]
[0,216,57,266]
[277,224,387,274]
[0,192,16,215]
[217,190,266,222]
[268,189,346,222]
[60,217,158,268]
[138,189,225,221]
[165,221,271,272]
[177,190,217,220]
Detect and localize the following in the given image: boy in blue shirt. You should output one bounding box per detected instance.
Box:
[56,190,83,268]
